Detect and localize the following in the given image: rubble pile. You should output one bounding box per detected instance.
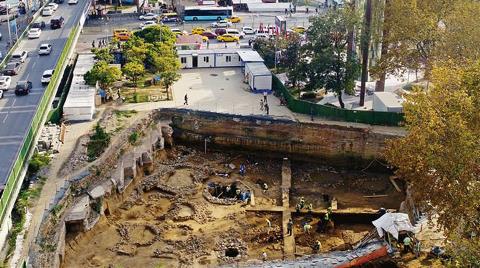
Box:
[37,123,64,153]
[157,236,210,264]
[165,200,213,224]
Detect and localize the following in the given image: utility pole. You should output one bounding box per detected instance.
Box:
[359,0,372,107]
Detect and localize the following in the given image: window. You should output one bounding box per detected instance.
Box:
[204,56,209,63]
[226,56,232,62]
[181,57,187,64]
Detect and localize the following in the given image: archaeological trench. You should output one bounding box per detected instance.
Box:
[29,108,411,267]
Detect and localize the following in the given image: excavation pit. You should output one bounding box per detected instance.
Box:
[225,248,239,258]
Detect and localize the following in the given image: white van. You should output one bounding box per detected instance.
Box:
[226,28,245,39]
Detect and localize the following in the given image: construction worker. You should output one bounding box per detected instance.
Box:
[287,218,293,236]
[403,236,413,254]
[299,197,305,209]
[266,218,271,228]
[263,182,268,193]
[307,203,313,214]
[262,251,267,261]
[295,203,301,213]
[303,222,312,234]
[313,240,321,253]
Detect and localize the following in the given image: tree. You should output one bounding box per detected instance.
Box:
[359,0,372,106]
[298,9,360,108]
[122,62,145,87]
[134,25,176,45]
[160,71,180,100]
[92,47,114,63]
[281,34,303,88]
[84,61,121,90]
[385,61,480,266]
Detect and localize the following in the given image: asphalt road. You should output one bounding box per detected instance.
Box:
[0,0,88,186]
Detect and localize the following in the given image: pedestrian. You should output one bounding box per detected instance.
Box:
[287,218,293,236]
[260,99,264,111]
[92,40,95,48]
[248,39,252,47]
[299,197,305,209]
[239,163,246,175]
[263,91,268,102]
[264,103,269,115]
[306,7,309,13]
[184,93,188,105]
[236,39,240,47]
[206,40,209,49]
[315,7,318,13]
[285,8,288,14]
[117,88,121,99]
[224,41,227,48]
[303,222,312,234]
[262,251,267,261]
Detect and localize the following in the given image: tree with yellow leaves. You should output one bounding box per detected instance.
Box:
[385,61,480,265]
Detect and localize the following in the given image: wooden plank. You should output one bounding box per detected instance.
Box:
[389,177,402,192]
[363,194,388,198]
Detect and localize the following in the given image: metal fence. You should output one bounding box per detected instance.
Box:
[272,76,405,126]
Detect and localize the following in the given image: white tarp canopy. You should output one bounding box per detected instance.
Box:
[372,213,414,240]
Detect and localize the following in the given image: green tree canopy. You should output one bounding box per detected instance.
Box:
[84,60,121,89]
[91,47,114,63]
[134,25,176,45]
[122,61,145,86]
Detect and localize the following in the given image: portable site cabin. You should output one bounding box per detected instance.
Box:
[178,49,242,68]
[178,50,216,68]
[372,92,404,113]
[63,54,97,121]
[245,62,272,93]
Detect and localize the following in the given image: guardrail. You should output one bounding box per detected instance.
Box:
[272,76,405,126]
[0,23,80,231]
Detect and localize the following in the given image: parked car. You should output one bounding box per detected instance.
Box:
[0,89,3,99]
[42,6,54,16]
[14,81,32,96]
[191,27,206,35]
[214,28,227,36]
[54,0,64,3]
[211,19,232,28]
[41,69,54,85]
[50,16,64,29]
[242,26,255,35]
[0,76,12,90]
[68,0,78,4]
[3,62,21,75]
[11,51,28,63]
[217,34,239,42]
[201,31,217,39]
[47,3,58,11]
[31,21,46,29]
[28,28,42,39]
[161,16,179,23]
[38,43,52,55]
[226,28,244,39]
[140,20,157,29]
[228,16,241,23]
[291,26,306,34]
[171,28,187,36]
[139,13,158,20]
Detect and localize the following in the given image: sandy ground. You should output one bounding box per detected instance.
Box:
[63,147,402,267]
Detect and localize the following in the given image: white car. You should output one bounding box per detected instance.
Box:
[42,6,54,16]
[139,13,157,20]
[28,28,42,39]
[0,76,12,90]
[140,21,157,29]
[47,3,58,11]
[211,19,232,28]
[41,69,54,85]
[38,43,52,55]
[68,0,78,4]
[171,28,187,36]
[242,26,255,35]
[0,89,3,99]
[226,28,245,39]
[11,51,28,63]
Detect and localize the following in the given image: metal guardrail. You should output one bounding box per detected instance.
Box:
[0,22,80,231]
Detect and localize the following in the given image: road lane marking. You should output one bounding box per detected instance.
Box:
[2,114,7,123]
[0,135,23,139]
[0,141,22,146]
[32,62,36,68]
[0,109,36,114]
[12,99,16,106]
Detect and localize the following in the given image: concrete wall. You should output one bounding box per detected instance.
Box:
[157,109,402,167]
[179,55,193,68]
[198,54,215,68]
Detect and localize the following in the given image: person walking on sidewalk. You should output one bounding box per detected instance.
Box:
[263,91,268,102]
[260,99,264,111]
[184,94,188,105]
[264,103,269,115]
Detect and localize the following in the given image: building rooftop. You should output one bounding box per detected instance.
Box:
[176,34,204,45]
[238,50,264,63]
[246,62,271,76]
[373,92,404,108]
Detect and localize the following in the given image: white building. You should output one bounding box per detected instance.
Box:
[63,53,97,121]
[372,92,404,113]
[245,62,272,93]
[178,49,272,93]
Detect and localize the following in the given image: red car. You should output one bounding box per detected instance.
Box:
[201,31,217,39]
[214,28,227,36]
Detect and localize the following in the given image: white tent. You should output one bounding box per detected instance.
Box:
[372,213,415,240]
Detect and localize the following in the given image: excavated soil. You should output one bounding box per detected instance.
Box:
[63,147,403,267]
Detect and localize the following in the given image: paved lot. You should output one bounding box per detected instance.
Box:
[0,0,89,186]
[122,68,295,120]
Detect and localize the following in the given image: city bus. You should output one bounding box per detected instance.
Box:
[183,6,233,21]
